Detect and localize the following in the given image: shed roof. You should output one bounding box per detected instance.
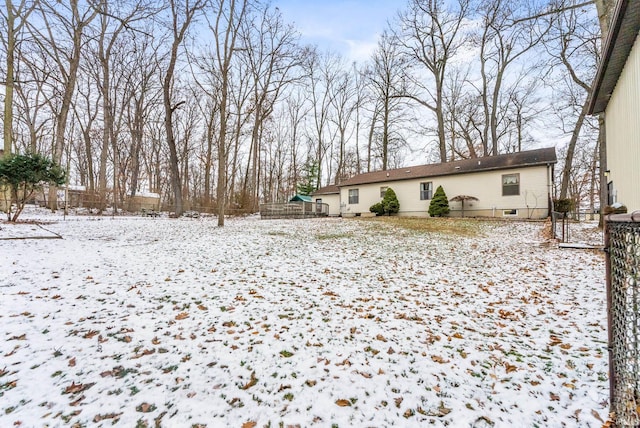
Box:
[338,147,556,187]
[289,194,313,202]
[588,0,640,114]
[312,185,340,195]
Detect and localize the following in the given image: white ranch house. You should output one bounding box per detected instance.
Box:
[313,147,557,219]
[588,0,640,212]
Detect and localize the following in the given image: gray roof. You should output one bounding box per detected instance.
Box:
[588,0,640,114]
[338,147,556,187]
[312,185,340,195]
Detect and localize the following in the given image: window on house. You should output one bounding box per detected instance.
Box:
[348,189,359,204]
[502,174,520,196]
[380,186,388,198]
[420,182,433,200]
[503,209,518,217]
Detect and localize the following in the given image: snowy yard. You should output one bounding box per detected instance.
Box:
[0,212,608,427]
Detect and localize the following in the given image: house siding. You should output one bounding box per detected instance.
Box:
[605,32,640,212]
[340,164,552,219]
[315,194,341,216]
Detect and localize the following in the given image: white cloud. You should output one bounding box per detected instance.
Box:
[275,0,400,62]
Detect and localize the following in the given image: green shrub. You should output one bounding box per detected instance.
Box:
[0,152,66,222]
[381,187,400,215]
[370,188,400,216]
[553,198,575,213]
[369,202,384,215]
[428,185,450,217]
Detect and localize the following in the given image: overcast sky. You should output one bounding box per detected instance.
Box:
[273,0,403,62]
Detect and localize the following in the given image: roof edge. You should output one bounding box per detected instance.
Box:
[337,161,554,187]
[337,147,556,187]
[588,0,634,114]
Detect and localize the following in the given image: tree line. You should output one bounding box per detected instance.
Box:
[1,0,611,223]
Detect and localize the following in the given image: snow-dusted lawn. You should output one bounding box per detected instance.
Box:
[0,213,608,427]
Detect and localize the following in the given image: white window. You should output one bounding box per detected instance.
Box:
[348,189,359,204]
[420,182,433,200]
[503,209,518,217]
[502,174,520,196]
[380,186,388,198]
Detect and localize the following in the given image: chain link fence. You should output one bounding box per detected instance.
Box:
[551,211,570,242]
[605,213,640,427]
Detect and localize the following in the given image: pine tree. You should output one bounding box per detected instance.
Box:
[382,187,400,215]
[428,185,449,217]
[0,152,66,222]
[297,160,319,195]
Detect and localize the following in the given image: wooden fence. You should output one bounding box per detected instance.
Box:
[259,201,329,219]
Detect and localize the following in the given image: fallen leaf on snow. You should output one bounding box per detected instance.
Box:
[136,402,156,413]
[591,409,604,423]
[241,372,258,390]
[336,399,351,407]
[9,334,26,341]
[93,413,122,423]
[64,382,95,395]
[431,355,449,364]
[504,362,517,373]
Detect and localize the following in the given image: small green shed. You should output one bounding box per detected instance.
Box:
[289,194,313,202]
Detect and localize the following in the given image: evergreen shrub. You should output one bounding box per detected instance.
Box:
[428,185,450,217]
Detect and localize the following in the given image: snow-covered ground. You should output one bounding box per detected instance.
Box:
[0,210,608,427]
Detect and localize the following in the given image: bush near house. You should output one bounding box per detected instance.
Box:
[382,187,400,215]
[369,202,384,215]
[553,198,575,214]
[428,185,450,217]
[370,187,400,216]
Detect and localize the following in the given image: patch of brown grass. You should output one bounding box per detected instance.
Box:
[354,216,482,237]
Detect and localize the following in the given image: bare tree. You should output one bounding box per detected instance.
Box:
[13,55,54,153]
[2,0,36,156]
[282,84,311,192]
[92,0,155,211]
[161,0,206,217]
[206,0,251,226]
[476,0,552,156]
[72,72,102,191]
[365,31,411,170]
[397,0,471,162]
[240,3,301,211]
[125,31,161,201]
[304,49,343,188]
[330,67,357,183]
[544,0,599,199]
[28,0,98,209]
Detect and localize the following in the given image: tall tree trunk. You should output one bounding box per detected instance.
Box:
[203,109,215,207]
[41,1,97,210]
[216,86,228,226]
[162,0,205,217]
[4,0,16,155]
[559,99,589,199]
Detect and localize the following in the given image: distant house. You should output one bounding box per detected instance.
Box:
[326,147,556,219]
[588,1,640,211]
[311,185,341,216]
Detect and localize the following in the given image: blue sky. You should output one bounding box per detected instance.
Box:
[273,0,403,62]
